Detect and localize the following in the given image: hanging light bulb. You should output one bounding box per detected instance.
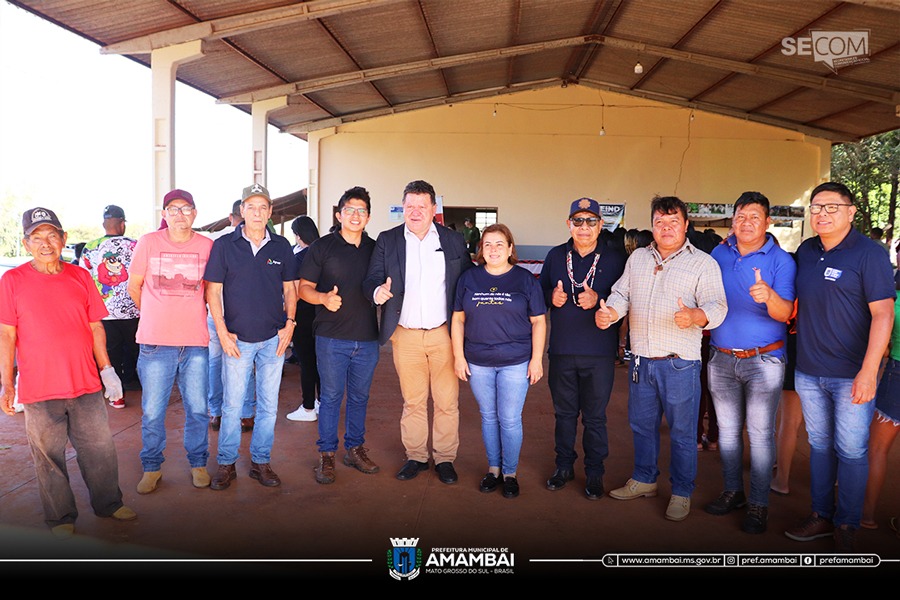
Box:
[599,126,606,136]
[634,61,643,74]
[492,104,497,118]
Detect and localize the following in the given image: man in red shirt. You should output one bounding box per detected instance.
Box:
[0,207,136,539]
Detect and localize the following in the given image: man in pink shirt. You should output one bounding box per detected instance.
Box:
[128,190,214,494]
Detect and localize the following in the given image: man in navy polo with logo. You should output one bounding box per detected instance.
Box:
[785,181,895,552]
[705,192,795,534]
[205,183,297,490]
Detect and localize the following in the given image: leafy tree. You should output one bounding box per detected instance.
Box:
[832,130,900,245]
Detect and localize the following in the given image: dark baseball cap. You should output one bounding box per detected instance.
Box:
[163,189,195,208]
[569,197,602,218]
[22,207,64,236]
[242,183,271,204]
[103,205,126,219]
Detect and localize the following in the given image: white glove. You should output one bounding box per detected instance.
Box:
[100,366,123,402]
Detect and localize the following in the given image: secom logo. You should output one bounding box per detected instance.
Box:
[781,30,870,73]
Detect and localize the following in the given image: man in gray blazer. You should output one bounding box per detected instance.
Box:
[364,180,472,484]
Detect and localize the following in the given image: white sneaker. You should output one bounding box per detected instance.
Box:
[286,406,317,422]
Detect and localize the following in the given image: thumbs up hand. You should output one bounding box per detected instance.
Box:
[374,276,393,305]
[674,297,693,329]
[551,280,567,308]
[748,267,772,304]
[595,298,614,330]
[577,285,599,311]
[324,285,343,312]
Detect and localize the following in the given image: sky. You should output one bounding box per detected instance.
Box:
[0,1,309,236]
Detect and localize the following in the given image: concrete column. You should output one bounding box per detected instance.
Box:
[305,127,336,234]
[251,97,288,187]
[150,40,204,224]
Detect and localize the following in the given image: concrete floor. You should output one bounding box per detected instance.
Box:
[2,345,899,581]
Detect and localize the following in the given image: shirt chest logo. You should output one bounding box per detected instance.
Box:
[266,259,282,266]
[823,267,842,281]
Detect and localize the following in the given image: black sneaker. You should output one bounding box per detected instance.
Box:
[502,476,520,498]
[479,473,499,493]
[742,503,768,534]
[834,525,857,553]
[705,490,747,515]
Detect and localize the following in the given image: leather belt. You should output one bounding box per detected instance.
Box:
[713,340,784,359]
[646,354,680,360]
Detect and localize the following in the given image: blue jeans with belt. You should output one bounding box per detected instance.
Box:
[629,355,701,497]
[217,335,283,465]
[707,350,784,506]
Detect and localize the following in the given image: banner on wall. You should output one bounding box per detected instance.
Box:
[599,204,625,232]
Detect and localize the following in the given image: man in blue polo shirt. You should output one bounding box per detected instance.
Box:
[704,192,795,534]
[785,181,895,552]
[205,184,297,490]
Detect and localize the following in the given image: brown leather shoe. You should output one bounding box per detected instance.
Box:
[240,417,254,432]
[210,464,236,490]
[249,462,281,487]
[343,445,380,474]
[315,452,336,484]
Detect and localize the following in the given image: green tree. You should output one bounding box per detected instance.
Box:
[832,129,900,245]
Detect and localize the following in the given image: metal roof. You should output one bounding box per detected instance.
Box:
[9,0,900,142]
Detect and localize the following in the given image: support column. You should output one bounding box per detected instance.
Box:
[306,127,336,233]
[251,96,288,187]
[150,40,204,224]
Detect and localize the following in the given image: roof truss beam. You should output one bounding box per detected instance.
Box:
[100,0,406,55]
[219,32,900,107]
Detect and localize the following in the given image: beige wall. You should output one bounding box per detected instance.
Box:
[307,85,830,253]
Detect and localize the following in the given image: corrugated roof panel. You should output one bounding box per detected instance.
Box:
[318,2,437,68]
[697,74,804,111]
[173,39,286,98]
[443,60,510,95]
[516,0,604,44]
[634,60,735,101]
[813,101,900,137]
[305,82,388,115]
[759,88,862,124]
[177,0,298,22]
[677,2,833,62]
[375,71,449,104]
[423,0,517,55]
[510,48,575,84]
[228,20,361,82]
[605,0,720,47]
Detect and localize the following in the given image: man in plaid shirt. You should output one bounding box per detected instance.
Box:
[597,195,727,522]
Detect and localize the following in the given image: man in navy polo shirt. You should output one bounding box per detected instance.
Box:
[205,184,297,490]
[539,197,626,500]
[705,192,795,534]
[785,181,895,551]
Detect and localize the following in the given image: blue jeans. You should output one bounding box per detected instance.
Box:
[137,345,210,472]
[23,392,124,527]
[707,350,784,506]
[795,370,876,528]
[315,336,379,453]
[468,361,530,476]
[207,315,256,419]
[217,335,284,465]
[548,354,615,476]
[629,356,701,497]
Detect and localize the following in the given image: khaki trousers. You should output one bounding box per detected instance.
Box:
[391,325,460,463]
